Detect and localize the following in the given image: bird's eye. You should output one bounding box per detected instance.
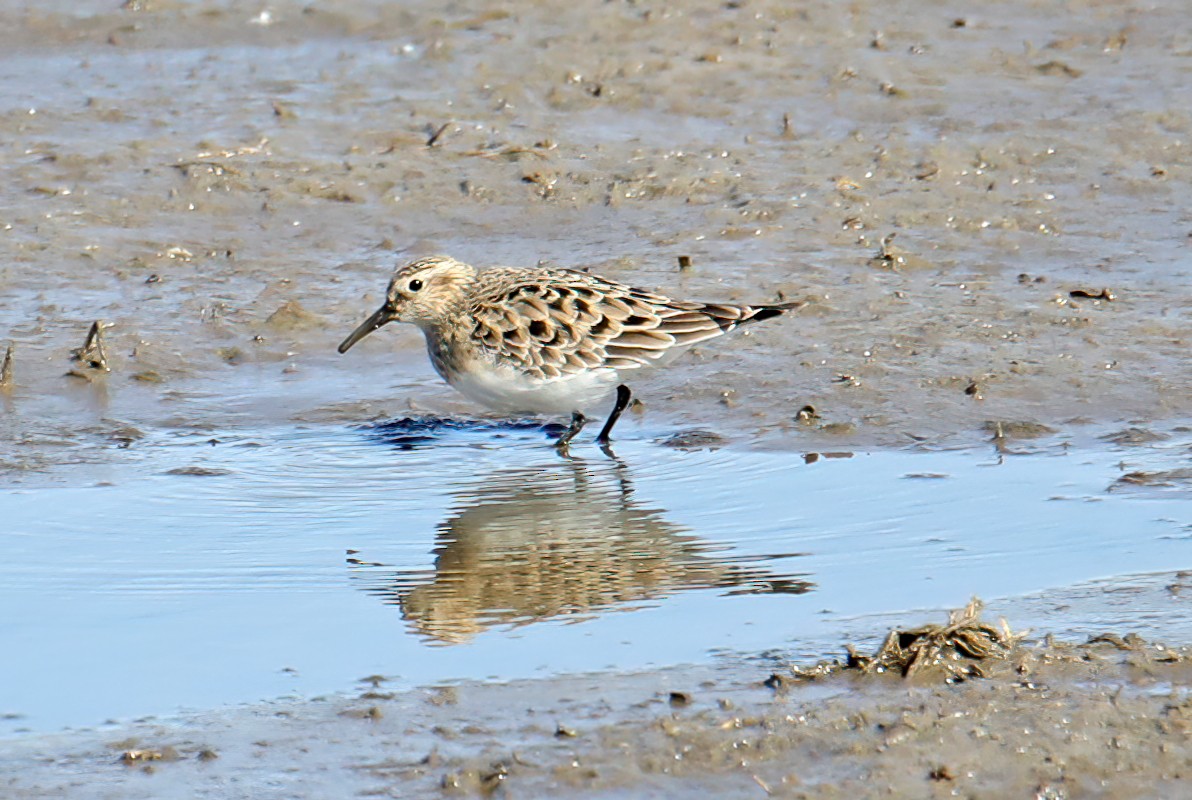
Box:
[408,279,423,292]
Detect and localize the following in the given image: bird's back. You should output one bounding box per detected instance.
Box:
[461,267,797,381]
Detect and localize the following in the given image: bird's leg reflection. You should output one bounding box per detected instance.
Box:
[602,447,635,507]
[349,457,813,644]
[556,439,634,505]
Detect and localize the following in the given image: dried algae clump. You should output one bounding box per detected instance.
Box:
[850,598,1022,681]
[773,598,1023,688]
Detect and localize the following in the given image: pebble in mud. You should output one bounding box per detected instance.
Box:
[1069,288,1116,302]
[119,746,178,764]
[667,691,693,708]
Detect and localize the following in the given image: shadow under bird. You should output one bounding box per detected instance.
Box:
[338,256,802,447]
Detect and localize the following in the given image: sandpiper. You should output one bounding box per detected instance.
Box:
[338,256,802,447]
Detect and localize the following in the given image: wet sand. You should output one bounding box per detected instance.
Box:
[4,591,1190,799]
[1,0,1190,795]
[1,0,1190,473]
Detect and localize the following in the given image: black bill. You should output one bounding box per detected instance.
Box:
[337,306,394,353]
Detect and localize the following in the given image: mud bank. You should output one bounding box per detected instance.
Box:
[0,0,1190,476]
[4,597,1190,799]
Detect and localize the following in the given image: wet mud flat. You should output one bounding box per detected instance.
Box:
[0,0,1190,474]
[4,601,1190,799]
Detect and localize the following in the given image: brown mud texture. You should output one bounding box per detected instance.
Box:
[4,601,1190,799]
[0,0,1190,473]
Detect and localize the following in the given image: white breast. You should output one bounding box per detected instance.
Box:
[447,363,621,415]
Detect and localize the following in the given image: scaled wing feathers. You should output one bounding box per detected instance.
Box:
[468,268,794,380]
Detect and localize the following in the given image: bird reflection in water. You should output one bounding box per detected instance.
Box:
[349,454,813,644]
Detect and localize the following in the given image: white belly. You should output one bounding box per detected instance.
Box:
[447,364,620,415]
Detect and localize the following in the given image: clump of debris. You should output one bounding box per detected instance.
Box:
[768,598,1024,688]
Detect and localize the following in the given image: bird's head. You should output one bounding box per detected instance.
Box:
[338,256,477,353]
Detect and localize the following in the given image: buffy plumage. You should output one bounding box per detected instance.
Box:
[338,256,802,447]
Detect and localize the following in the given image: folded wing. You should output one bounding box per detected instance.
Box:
[470,269,801,380]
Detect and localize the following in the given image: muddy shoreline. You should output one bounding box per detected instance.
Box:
[4,592,1190,799]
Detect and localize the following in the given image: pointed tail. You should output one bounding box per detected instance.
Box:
[745,300,805,324]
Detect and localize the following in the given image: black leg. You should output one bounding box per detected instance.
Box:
[595,385,632,444]
[555,411,587,448]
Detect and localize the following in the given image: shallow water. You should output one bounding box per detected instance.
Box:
[2,421,1188,735]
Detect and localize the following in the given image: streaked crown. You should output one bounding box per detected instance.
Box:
[337,256,479,354]
[382,256,477,326]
